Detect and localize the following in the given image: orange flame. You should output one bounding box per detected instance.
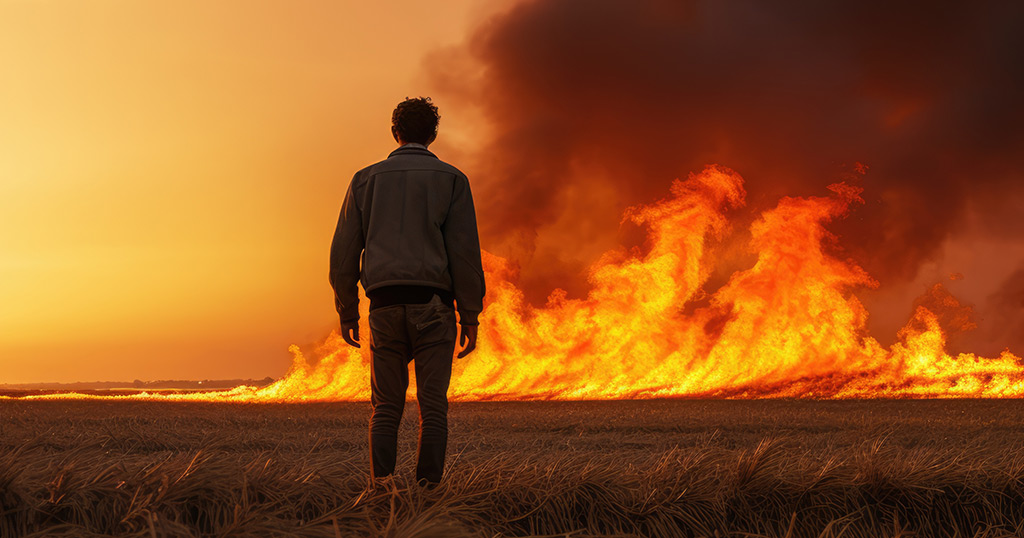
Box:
[15,166,1023,401]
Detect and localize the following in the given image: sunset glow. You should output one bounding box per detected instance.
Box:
[2,1,1021,396]
[0,0,493,383]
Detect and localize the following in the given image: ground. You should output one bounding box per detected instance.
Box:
[1,399,1023,537]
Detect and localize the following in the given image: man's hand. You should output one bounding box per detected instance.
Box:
[341,320,360,348]
[457,324,478,358]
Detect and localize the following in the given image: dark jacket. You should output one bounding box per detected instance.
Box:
[329,145,486,325]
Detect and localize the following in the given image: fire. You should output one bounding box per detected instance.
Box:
[14,166,1023,401]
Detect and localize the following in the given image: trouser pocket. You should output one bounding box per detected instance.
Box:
[408,296,456,348]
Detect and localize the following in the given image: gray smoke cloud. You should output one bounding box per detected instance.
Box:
[430,0,1024,351]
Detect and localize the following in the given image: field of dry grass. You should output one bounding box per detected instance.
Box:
[2,399,1024,537]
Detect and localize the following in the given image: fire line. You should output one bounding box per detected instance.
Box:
[13,166,1023,402]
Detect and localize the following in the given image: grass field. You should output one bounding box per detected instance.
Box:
[2,399,1024,537]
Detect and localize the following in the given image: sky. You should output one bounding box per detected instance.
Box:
[2,0,1022,383]
[0,0,498,383]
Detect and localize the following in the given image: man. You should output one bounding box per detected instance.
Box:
[329,97,485,487]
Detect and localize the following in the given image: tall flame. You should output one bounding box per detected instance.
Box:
[16,166,1024,401]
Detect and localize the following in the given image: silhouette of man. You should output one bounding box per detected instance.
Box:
[329,97,485,487]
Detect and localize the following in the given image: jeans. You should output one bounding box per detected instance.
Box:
[367,294,457,484]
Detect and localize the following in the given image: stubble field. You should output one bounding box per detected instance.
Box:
[2,399,1024,537]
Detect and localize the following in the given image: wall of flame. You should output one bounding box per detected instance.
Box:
[17,166,1022,402]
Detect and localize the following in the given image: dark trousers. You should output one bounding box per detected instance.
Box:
[368,295,457,484]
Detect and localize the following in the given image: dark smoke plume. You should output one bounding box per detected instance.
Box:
[430,0,1024,348]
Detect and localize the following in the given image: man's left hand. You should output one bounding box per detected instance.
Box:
[341,320,360,348]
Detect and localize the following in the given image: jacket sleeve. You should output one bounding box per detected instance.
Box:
[443,173,486,325]
[329,176,364,324]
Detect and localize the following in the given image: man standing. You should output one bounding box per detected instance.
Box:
[329,97,485,487]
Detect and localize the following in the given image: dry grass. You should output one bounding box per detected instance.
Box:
[1,399,1024,537]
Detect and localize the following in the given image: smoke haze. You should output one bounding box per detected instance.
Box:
[430,0,1024,353]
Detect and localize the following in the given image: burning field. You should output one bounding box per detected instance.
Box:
[6,168,1023,535]
[8,163,1023,536]
[3,399,1024,537]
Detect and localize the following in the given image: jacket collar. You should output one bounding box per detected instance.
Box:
[388,144,438,159]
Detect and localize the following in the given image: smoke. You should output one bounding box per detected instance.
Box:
[429,0,1024,346]
[977,267,1024,354]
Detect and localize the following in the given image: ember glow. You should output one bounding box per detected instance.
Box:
[18,166,1023,402]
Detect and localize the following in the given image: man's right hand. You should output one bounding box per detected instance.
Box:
[457,324,477,358]
[341,320,360,348]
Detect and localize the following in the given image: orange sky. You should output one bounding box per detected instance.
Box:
[0,0,500,383]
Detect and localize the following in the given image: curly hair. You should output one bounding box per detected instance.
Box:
[391,97,440,145]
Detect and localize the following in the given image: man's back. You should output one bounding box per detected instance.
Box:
[330,145,484,327]
[353,145,481,306]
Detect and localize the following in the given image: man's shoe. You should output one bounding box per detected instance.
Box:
[367,474,397,493]
[416,478,440,491]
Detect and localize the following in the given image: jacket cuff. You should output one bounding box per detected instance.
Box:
[458,311,480,326]
[338,299,360,326]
